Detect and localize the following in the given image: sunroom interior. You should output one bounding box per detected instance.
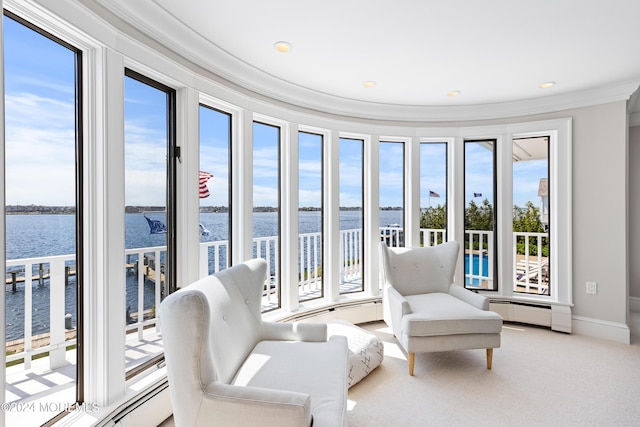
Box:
[2,0,640,426]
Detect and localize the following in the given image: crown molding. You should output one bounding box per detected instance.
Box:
[88,1,640,122]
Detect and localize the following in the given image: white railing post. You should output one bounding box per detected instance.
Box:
[154,249,162,333]
[137,254,145,340]
[49,259,66,369]
[199,244,208,278]
[24,261,33,370]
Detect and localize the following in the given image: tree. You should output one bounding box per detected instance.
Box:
[513,201,544,233]
[420,204,446,245]
[465,198,493,231]
[420,204,446,229]
[513,201,548,256]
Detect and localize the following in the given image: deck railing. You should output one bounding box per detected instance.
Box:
[513,232,549,295]
[5,227,548,371]
[5,254,76,370]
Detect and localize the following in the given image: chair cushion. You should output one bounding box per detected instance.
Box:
[380,241,459,296]
[232,337,348,427]
[402,293,503,336]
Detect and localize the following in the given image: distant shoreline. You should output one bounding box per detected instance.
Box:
[6,205,403,215]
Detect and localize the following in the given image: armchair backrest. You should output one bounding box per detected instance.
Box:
[160,258,268,422]
[379,241,459,296]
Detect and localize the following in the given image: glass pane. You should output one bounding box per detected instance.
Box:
[298,132,323,302]
[379,142,404,248]
[420,143,447,246]
[339,138,363,293]
[4,14,79,423]
[124,74,168,372]
[199,106,231,275]
[464,140,496,290]
[253,122,280,311]
[513,137,550,295]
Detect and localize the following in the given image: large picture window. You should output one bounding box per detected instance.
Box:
[464,139,497,290]
[339,137,364,293]
[379,141,405,248]
[3,11,83,423]
[253,121,281,311]
[123,69,177,376]
[420,142,447,246]
[298,131,324,302]
[199,105,231,276]
[512,136,551,296]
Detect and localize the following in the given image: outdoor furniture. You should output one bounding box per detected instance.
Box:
[516,259,549,294]
[380,241,503,376]
[160,258,349,427]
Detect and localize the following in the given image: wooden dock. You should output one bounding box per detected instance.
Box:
[5,265,76,290]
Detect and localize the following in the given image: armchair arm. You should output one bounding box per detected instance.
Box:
[197,381,312,427]
[386,285,412,338]
[261,321,327,342]
[447,283,489,310]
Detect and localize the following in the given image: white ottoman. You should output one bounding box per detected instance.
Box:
[327,320,384,388]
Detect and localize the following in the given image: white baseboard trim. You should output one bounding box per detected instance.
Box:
[630,296,640,313]
[572,315,631,344]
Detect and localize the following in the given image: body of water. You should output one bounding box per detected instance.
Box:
[5,210,403,341]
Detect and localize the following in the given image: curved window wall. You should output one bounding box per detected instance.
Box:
[0,3,573,423]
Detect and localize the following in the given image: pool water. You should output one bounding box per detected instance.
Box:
[464,253,489,286]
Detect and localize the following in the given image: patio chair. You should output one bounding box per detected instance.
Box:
[380,241,503,375]
[516,259,549,294]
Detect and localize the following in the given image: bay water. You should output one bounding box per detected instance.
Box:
[5,210,403,341]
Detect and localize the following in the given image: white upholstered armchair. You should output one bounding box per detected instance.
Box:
[380,241,503,376]
[160,258,349,427]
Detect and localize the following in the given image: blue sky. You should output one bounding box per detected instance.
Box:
[4,16,76,207]
[199,106,230,207]
[4,15,547,210]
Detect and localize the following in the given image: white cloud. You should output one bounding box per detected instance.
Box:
[5,93,76,205]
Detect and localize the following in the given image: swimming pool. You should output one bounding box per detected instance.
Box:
[464,253,489,286]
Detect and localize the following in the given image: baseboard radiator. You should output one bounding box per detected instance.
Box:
[99,380,172,427]
[490,299,572,333]
[281,298,384,325]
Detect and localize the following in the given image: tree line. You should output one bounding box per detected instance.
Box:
[420,199,548,256]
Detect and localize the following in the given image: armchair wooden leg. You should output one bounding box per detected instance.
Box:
[408,352,415,376]
[486,348,493,370]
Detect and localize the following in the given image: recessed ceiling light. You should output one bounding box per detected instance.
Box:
[274,41,292,53]
[448,90,461,97]
[539,81,556,89]
[363,81,377,88]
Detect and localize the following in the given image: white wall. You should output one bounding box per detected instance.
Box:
[629,126,640,306]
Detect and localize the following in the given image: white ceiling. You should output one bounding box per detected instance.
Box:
[94,0,640,121]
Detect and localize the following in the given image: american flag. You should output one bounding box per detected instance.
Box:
[199,171,214,198]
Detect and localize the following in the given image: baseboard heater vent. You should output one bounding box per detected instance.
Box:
[489,299,572,333]
[99,380,172,427]
[489,299,553,328]
[281,298,383,324]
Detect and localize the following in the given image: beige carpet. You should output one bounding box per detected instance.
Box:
[160,316,640,427]
[347,320,640,427]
